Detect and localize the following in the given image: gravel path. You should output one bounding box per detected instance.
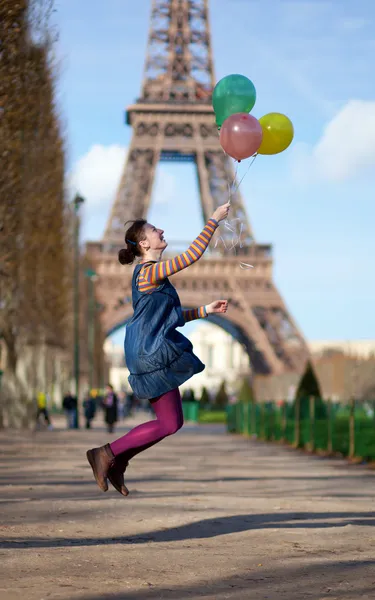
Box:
[1,413,374,599]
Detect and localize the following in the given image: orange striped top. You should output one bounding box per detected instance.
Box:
[182,306,207,323]
[137,218,218,293]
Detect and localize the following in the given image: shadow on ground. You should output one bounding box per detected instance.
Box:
[72,559,375,600]
[1,511,374,549]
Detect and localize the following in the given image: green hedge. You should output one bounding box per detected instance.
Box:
[227,399,375,461]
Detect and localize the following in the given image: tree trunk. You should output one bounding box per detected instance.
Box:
[294,397,301,448]
[349,397,355,459]
[309,395,315,452]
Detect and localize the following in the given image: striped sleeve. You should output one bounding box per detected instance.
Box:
[182,306,208,323]
[141,219,219,286]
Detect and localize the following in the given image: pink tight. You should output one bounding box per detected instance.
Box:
[110,388,183,461]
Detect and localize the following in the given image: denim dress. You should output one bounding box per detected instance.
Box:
[125,263,205,400]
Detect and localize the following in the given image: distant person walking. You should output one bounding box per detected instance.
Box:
[36,392,53,430]
[63,392,77,430]
[83,391,96,429]
[102,384,118,434]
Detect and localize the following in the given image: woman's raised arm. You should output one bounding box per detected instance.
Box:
[139,218,218,287]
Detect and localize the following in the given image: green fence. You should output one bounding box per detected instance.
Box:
[226,398,375,461]
[182,401,200,423]
[182,402,227,424]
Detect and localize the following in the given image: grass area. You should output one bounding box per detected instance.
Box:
[199,410,227,424]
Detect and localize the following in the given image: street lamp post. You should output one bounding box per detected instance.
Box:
[72,193,85,428]
[85,268,98,393]
[96,302,106,392]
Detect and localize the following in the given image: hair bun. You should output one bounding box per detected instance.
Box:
[118,248,133,265]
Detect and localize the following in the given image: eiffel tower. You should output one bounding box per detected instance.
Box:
[86,0,310,382]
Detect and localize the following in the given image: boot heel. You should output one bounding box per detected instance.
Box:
[86,448,109,492]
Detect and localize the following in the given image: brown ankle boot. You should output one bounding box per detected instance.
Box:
[86,443,115,492]
[108,456,129,497]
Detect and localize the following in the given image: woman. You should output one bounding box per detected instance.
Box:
[86,202,230,496]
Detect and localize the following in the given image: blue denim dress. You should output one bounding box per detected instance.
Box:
[125,263,205,400]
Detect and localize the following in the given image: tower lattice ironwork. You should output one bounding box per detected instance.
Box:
[86,0,310,385]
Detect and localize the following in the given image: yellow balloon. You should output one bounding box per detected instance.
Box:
[258,113,294,155]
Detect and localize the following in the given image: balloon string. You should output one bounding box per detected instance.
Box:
[235,153,257,192]
[227,160,239,206]
[216,153,258,269]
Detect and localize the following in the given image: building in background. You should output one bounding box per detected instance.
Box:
[310,340,375,401]
[103,339,131,393]
[180,324,249,398]
[309,340,375,358]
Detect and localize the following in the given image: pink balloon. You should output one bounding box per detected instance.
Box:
[220,113,263,161]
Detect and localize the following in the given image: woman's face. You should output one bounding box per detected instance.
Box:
[142,223,167,252]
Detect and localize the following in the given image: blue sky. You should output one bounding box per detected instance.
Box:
[56,0,375,343]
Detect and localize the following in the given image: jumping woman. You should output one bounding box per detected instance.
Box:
[86,202,230,496]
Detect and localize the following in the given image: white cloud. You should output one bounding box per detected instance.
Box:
[68,144,127,209]
[291,100,375,182]
[68,144,177,241]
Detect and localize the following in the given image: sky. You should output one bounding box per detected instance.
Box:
[55,0,375,345]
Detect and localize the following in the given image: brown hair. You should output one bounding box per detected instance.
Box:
[118,219,147,265]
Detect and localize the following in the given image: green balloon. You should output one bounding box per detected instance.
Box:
[213,74,256,128]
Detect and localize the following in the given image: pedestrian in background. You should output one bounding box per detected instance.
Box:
[36,391,53,430]
[102,384,118,434]
[63,392,77,429]
[83,391,96,429]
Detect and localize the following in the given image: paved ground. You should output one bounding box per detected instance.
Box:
[0,413,374,600]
